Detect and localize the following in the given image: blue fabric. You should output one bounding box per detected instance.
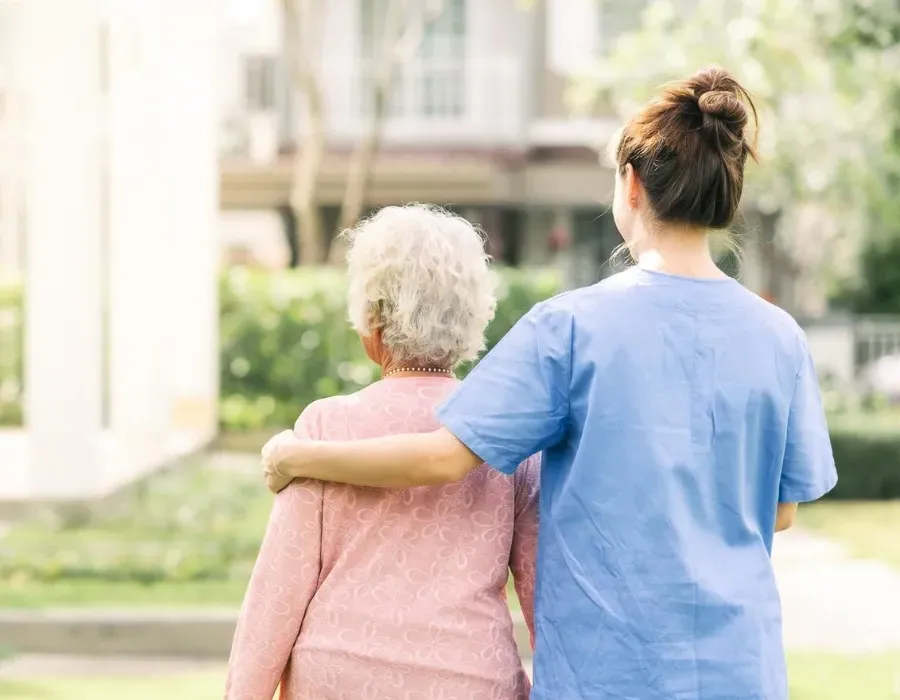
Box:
[437,267,837,700]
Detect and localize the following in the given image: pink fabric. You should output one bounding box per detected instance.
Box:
[225,376,539,700]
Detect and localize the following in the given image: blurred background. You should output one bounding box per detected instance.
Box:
[0,0,899,697]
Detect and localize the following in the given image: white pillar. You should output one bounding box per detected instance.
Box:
[0,3,23,279]
[158,0,221,441]
[104,0,171,486]
[19,0,105,498]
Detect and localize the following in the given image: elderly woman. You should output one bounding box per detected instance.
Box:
[225,204,538,700]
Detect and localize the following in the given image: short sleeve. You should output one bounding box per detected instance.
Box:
[437,301,572,474]
[779,345,838,503]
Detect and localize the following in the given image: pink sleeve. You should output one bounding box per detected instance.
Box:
[509,453,540,649]
[225,409,323,700]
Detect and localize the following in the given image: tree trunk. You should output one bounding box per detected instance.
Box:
[758,209,783,303]
[329,0,444,265]
[285,0,327,265]
[277,204,299,268]
[328,80,391,264]
[290,97,326,265]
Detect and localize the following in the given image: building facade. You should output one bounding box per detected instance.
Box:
[219,0,654,283]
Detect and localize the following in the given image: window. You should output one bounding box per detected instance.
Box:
[245,54,277,112]
[359,0,466,119]
[359,0,406,116]
[597,0,649,55]
[419,0,465,117]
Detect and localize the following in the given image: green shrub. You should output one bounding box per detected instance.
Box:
[4,270,900,500]
[0,462,269,585]
[219,266,562,431]
[0,281,23,426]
[826,412,900,499]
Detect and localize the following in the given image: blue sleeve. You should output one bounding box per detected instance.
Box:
[779,345,838,503]
[436,301,572,474]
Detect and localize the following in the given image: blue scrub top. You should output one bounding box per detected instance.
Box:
[437,267,837,700]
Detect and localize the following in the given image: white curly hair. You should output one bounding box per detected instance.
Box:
[345,203,497,368]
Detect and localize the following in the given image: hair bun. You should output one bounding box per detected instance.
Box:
[697,90,747,134]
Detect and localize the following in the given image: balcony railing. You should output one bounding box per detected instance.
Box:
[290,56,525,148]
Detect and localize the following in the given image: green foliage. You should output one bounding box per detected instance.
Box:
[827,0,900,311]
[576,0,877,206]
[0,268,561,430]
[0,281,23,426]
[0,461,270,587]
[219,266,562,431]
[827,412,900,499]
[575,0,893,285]
[832,235,900,313]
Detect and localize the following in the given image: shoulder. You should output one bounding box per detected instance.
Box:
[537,268,643,314]
[732,288,809,361]
[521,271,642,342]
[294,390,369,436]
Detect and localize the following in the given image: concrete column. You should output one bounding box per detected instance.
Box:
[20,0,105,498]
[0,5,23,278]
[105,0,170,487]
[158,0,221,441]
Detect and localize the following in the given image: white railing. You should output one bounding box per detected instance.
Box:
[855,318,900,370]
[308,56,525,147]
[804,315,900,387]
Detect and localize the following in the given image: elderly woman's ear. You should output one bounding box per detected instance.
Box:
[360,322,384,364]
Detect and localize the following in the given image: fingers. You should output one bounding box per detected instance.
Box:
[266,473,292,494]
[261,428,298,492]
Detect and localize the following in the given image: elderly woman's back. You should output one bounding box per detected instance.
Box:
[226,205,538,700]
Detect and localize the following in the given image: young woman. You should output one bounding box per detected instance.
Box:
[262,67,837,699]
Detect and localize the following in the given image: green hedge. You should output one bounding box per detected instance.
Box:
[219,267,562,430]
[826,413,900,500]
[0,281,23,426]
[2,271,899,499]
[0,462,269,586]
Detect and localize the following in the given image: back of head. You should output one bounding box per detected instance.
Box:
[345,203,496,368]
[616,66,758,230]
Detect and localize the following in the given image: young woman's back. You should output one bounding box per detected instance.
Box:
[499,265,834,698]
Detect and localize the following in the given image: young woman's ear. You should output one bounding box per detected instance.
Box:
[624,163,642,210]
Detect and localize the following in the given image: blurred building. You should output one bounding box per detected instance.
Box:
[219,0,635,280]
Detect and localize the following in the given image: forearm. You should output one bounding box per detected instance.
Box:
[283,428,481,487]
[775,502,798,532]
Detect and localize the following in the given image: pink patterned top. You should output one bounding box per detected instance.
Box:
[225,376,539,700]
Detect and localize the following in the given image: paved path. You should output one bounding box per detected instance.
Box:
[773,527,900,654]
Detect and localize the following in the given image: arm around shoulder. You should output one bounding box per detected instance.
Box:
[274,426,483,488]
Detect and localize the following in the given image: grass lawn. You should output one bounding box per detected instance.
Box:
[0,453,526,610]
[0,672,225,700]
[800,500,900,571]
[1,653,897,699]
[3,576,521,611]
[0,459,270,609]
[788,652,900,699]
[1,579,249,609]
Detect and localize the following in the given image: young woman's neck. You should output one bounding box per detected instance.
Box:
[633,223,726,280]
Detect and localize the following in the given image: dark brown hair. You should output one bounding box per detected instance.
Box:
[616,66,759,230]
